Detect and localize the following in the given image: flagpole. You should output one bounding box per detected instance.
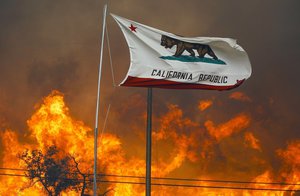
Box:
[146,88,152,196]
[94,4,108,196]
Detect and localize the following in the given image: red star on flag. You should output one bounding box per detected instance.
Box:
[129,24,137,32]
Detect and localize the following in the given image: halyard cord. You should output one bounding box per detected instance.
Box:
[99,103,111,144]
[105,21,117,87]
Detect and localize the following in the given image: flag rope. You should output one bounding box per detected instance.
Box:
[106,22,117,87]
[99,104,111,144]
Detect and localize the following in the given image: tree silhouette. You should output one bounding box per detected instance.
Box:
[19,145,90,196]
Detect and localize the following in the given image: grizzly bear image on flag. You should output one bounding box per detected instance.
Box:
[112,14,251,90]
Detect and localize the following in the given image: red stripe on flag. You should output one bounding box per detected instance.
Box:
[121,76,245,90]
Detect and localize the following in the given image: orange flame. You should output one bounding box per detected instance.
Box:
[229,92,252,102]
[205,113,251,141]
[277,141,300,187]
[1,91,300,195]
[0,130,42,195]
[244,132,262,151]
[198,100,213,111]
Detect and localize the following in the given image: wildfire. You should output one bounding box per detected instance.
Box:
[0,90,300,195]
[205,113,251,141]
[198,100,213,111]
[244,132,262,151]
[229,92,252,102]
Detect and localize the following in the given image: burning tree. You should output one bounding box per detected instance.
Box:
[18,145,90,196]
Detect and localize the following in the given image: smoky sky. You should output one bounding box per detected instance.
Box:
[1,0,300,163]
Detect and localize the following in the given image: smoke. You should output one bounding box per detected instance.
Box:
[27,59,79,95]
[1,0,300,194]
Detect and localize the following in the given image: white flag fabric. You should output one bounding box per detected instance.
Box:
[112,14,251,90]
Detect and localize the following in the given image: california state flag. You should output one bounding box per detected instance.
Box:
[112,14,251,90]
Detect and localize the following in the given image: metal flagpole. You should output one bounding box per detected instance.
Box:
[94,4,108,196]
[146,88,152,196]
